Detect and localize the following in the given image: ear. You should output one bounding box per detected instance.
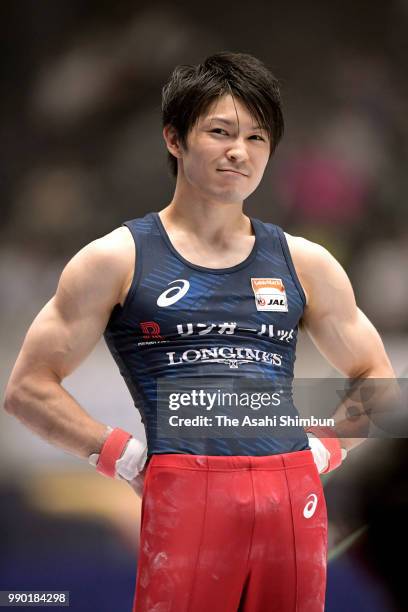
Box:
[163,125,183,159]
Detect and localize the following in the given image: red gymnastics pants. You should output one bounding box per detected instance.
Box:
[133,450,327,612]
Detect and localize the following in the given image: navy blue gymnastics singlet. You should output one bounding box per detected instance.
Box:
[104,212,310,457]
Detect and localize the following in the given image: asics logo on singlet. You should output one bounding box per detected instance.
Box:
[303,493,318,519]
[157,280,190,307]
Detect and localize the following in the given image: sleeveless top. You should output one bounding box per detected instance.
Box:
[104,212,310,457]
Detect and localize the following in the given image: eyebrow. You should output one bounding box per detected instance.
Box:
[207,116,264,130]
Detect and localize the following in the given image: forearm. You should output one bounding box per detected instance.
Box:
[4,377,108,459]
[331,362,399,453]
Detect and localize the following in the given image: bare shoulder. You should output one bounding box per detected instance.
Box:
[283,232,347,307]
[94,225,134,255]
[58,226,135,311]
[283,232,319,306]
[284,232,329,261]
[89,226,135,307]
[76,226,134,276]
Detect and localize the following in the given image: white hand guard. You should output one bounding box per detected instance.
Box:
[307,433,347,474]
[88,426,147,481]
[115,437,148,481]
[307,434,331,474]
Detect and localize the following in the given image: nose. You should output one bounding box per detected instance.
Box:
[226,137,249,163]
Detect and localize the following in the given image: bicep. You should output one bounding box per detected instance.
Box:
[304,305,387,377]
[14,295,107,383]
[9,238,124,386]
[301,244,390,377]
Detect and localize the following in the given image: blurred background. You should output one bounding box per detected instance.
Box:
[0,1,407,610]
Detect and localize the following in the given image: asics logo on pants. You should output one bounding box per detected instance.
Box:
[303,493,318,518]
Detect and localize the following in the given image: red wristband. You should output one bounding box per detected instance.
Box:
[96,428,132,478]
[306,426,343,473]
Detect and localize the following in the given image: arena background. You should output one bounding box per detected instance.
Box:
[1,1,407,610]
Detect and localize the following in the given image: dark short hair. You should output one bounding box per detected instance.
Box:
[161,51,285,177]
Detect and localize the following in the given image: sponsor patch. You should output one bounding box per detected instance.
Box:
[251,278,288,312]
[140,321,164,340]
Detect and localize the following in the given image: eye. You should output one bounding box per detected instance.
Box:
[210,128,228,135]
[250,134,266,142]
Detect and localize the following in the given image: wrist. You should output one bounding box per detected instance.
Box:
[306,426,346,473]
[88,427,147,481]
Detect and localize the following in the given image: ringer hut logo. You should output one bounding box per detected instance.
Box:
[251,278,288,312]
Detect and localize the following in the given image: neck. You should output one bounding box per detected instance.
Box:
[160,176,252,244]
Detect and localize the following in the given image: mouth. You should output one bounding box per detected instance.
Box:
[217,169,248,177]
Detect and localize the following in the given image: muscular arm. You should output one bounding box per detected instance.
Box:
[3,227,134,459]
[291,237,397,452]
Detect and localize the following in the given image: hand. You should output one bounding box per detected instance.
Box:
[127,462,149,497]
[307,434,330,474]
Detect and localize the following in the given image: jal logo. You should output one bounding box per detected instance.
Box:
[251,278,288,312]
[257,297,286,307]
[157,279,190,307]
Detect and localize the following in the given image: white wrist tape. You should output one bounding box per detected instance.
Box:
[115,437,148,481]
[307,434,330,473]
[88,426,147,481]
[307,433,348,474]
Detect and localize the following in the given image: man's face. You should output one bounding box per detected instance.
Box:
[178,94,271,204]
